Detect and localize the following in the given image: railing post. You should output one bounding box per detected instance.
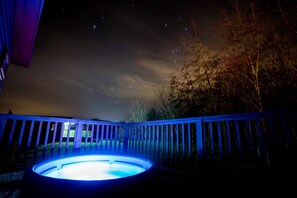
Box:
[0,114,6,143]
[74,122,83,149]
[196,119,204,159]
[123,123,129,153]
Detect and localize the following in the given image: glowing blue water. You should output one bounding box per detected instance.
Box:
[33,155,152,181]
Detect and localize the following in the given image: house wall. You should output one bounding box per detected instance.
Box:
[0,0,44,92]
[11,0,44,67]
[0,0,15,92]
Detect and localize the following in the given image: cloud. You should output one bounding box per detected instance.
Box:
[136,53,175,84]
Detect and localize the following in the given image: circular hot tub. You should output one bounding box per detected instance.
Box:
[21,155,154,197]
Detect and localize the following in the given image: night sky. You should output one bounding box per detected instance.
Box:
[0,0,227,122]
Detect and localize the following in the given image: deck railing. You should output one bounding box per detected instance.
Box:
[0,110,296,172]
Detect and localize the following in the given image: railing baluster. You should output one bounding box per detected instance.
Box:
[27,120,35,148]
[95,124,99,147]
[281,116,290,148]
[151,125,155,155]
[84,124,88,148]
[181,123,185,155]
[109,125,113,151]
[226,121,231,155]
[187,123,191,158]
[51,122,58,149]
[58,122,63,149]
[166,124,169,156]
[100,125,105,149]
[196,120,203,158]
[203,122,207,156]
[161,125,164,154]
[17,120,26,151]
[245,120,253,154]
[235,120,242,158]
[217,121,223,159]
[90,124,94,148]
[123,124,129,153]
[113,125,117,152]
[36,121,43,148]
[65,122,71,149]
[8,119,16,146]
[0,115,6,142]
[209,122,214,160]
[156,125,159,155]
[176,124,179,156]
[256,119,265,157]
[170,124,174,157]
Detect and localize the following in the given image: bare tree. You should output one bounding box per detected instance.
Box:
[148,87,178,120]
[169,0,297,117]
[217,0,297,112]
[169,19,221,117]
[218,1,267,112]
[127,97,148,122]
[273,0,297,36]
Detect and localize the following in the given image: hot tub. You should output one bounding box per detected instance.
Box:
[20,155,154,197]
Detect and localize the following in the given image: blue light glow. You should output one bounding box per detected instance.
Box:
[33,155,152,181]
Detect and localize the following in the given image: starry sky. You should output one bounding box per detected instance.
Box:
[0,0,228,122]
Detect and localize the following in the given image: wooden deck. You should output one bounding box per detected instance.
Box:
[0,111,296,197]
[1,158,296,198]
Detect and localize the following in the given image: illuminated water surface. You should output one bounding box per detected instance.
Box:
[33,155,152,181]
